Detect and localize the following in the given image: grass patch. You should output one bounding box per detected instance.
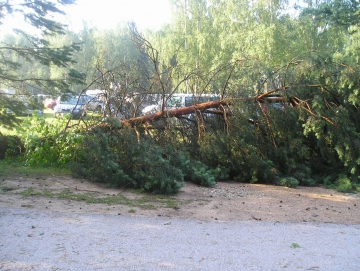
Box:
[0,160,71,178]
[42,189,54,197]
[0,186,17,193]
[21,187,42,197]
[291,243,302,249]
[166,199,180,209]
[21,188,185,210]
[0,109,55,135]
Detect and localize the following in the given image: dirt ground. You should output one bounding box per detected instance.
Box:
[1,174,359,224]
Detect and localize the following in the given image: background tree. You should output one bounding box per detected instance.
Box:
[0,0,85,129]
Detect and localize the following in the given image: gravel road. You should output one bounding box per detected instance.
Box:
[1,207,360,271]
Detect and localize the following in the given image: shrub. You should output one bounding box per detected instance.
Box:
[324,174,337,188]
[293,164,317,186]
[147,127,225,187]
[181,157,217,187]
[276,177,299,188]
[300,178,317,187]
[0,135,23,159]
[19,116,84,167]
[70,126,184,194]
[69,133,134,187]
[335,174,353,193]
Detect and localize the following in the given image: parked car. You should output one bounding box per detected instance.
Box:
[43,98,57,110]
[5,94,34,116]
[83,95,104,113]
[142,93,220,115]
[5,107,33,116]
[54,95,87,119]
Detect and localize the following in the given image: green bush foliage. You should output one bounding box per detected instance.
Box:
[276,177,299,188]
[18,115,84,167]
[0,135,24,159]
[334,174,353,193]
[175,152,217,187]
[70,125,184,194]
[149,127,226,187]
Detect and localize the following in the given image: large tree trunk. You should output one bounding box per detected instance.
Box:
[122,99,232,127]
[121,91,293,127]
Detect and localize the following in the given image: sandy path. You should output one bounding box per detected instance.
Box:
[1,207,360,270]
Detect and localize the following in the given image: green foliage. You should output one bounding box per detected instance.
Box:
[0,135,23,160]
[300,178,317,187]
[19,115,84,167]
[276,177,299,188]
[334,174,353,193]
[70,125,184,194]
[175,152,217,187]
[149,128,226,187]
[67,131,134,187]
[293,164,317,186]
[324,174,337,188]
[291,243,302,249]
[324,173,359,193]
[0,0,84,129]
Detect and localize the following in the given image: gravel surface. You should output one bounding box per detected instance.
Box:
[1,207,360,270]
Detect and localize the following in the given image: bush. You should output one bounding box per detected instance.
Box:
[180,156,217,187]
[335,174,353,193]
[293,164,317,186]
[14,115,85,167]
[300,178,317,187]
[276,177,299,188]
[70,126,184,194]
[0,135,23,159]
[69,132,134,187]
[146,128,224,187]
[324,174,337,188]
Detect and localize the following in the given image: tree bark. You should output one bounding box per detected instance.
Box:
[122,99,231,127]
[121,91,294,127]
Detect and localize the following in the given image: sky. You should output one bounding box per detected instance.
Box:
[62,0,172,31]
[1,0,172,35]
[0,0,302,36]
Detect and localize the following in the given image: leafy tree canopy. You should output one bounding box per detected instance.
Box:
[0,0,85,129]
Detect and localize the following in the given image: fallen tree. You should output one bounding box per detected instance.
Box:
[121,99,230,127]
[120,84,336,127]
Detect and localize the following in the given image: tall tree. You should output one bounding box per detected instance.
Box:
[0,0,85,129]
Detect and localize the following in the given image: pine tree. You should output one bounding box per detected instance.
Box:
[0,0,85,129]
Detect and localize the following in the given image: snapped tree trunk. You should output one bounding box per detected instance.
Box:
[122,99,231,127]
[121,91,292,127]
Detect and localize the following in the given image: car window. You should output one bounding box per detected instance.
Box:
[72,98,80,104]
[167,97,182,107]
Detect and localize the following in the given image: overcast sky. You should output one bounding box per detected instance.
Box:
[1,0,172,35]
[62,0,172,31]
